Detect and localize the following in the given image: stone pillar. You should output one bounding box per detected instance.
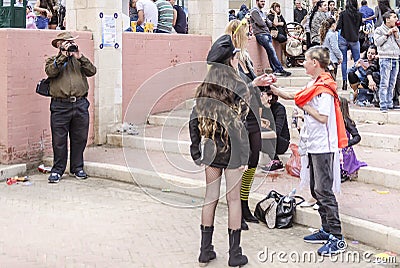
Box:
[188,0,229,41]
[66,0,123,144]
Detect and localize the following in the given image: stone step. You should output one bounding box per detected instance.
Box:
[0,164,27,179]
[275,76,311,87]
[148,107,400,152]
[278,67,306,77]
[107,123,400,190]
[43,149,400,254]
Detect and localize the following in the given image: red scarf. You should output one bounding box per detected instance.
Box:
[294,72,348,149]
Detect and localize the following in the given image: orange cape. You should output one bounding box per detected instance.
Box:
[294,72,348,149]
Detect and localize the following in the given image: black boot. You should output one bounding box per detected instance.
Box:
[241,200,259,223]
[241,217,249,231]
[228,228,248,267]
[342,80,347,91]
[198,225,217,266]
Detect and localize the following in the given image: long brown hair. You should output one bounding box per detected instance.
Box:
[339,97,354,127]
[195,61,248,151]
[320,17,336,44]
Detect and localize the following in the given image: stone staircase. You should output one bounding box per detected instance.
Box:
[104,67,400,254]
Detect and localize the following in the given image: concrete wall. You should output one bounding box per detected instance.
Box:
[0,29,95,164]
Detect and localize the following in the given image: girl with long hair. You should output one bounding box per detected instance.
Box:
[339,97,367,181]
[225,19,278,231]
[320,17,343,80]
[336,0,363,90]
[270,46,348,256]
[309,0,329,47]
[190,34,274,267]
[267,2,288,44]
[34,0,58,29]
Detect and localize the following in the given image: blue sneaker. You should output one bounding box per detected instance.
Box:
[74,170,88,180]
[48,172,61,183]
[304,228,330,244]
[317,234,347,256]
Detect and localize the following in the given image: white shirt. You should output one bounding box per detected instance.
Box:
[136,0,158,29]
[302,92,338,154]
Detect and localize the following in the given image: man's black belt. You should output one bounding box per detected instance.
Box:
[52,96,86,103]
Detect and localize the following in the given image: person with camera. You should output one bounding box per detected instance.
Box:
[45,32,96,183]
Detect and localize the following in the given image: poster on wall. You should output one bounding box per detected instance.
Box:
[101,15,117,47]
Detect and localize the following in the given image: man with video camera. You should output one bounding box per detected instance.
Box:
[45,32,96,183]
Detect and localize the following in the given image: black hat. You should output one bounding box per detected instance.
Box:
[206,35,240,64]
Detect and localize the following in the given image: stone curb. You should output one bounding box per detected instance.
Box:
[0,164,26,179]
[107,133,400,190]
[42,158,399,254]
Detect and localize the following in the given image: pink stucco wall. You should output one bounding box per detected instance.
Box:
[122,33,212,123]
[1,29,273,164]
[0,29,95,164]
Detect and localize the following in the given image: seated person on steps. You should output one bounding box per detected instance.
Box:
[347,45,380,107]
[259,91,290,172]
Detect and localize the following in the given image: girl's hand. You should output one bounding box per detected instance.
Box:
[261,118,270,128]
[253,74,275,87]
[46,9,52,18]
[369,80,377,90]
[239,165,248,171]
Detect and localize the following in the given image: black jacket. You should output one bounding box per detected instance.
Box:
[345,118,361,147]
[189,82,250,169]
[336,10,362,42]
[189,108,249,169]
[238,60,263,133]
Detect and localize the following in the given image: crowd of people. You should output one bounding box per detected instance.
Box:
[20,0,66,30]
[229,0,400,111]
[127,0,187,34]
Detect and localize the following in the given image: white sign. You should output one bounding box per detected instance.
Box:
[102,15,117,47]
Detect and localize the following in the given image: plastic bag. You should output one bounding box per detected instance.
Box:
[285,144,301,177]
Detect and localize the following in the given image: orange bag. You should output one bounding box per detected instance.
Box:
[285,144,301,177]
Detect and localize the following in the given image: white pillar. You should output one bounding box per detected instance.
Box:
[66,0,123,144]
[188,0,229,41]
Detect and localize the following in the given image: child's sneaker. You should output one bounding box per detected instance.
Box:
[261,160,284,173]
[48,173,61,183]
[317,234,347,256]
[304,228,330,244]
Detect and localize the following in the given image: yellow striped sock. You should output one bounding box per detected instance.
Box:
[240,168,256,201]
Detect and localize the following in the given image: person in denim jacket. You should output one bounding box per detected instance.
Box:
[374,10,400,112]
[347,45,380,106]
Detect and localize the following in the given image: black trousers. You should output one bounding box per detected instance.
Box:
[50,98,89,175]
[308,153,342,238]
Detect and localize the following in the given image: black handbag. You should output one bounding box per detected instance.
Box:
[36,78,51,97]
[254,190,304,229]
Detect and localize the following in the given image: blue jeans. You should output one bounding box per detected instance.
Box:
[36,16,49,29]
[379,58,399,110]
[255,33,284,73]
[338,35,360,81]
